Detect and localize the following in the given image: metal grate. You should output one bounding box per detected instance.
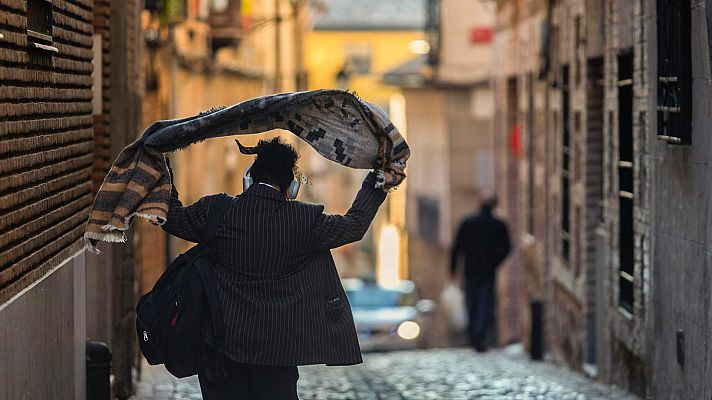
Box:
[561,65,571,262]
[526,73,535,235]
[656,0,692,144]
[617,52,635,314]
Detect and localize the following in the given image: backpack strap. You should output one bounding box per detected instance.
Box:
[201,193,230,243]
[196,193,230,352]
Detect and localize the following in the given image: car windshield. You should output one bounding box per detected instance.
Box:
[346,287,403,309]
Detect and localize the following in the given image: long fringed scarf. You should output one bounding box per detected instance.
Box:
[84,89,409,251]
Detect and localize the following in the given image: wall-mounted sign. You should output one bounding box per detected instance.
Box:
[469,27,493,44]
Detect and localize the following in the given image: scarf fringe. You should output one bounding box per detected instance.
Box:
[85,212,167,253]
[83,231,125,254]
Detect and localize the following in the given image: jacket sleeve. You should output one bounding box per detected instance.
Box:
[161,182,214,243]
[308,172,387,250]
[450,221,466,276]
[492,221,511,268]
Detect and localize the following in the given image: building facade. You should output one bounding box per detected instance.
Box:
[493,0,607,371]
[492,0,712,397]
[0,0,143,399]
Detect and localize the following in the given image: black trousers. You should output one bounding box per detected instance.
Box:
[465,278,496,342]
[198,351,299,400]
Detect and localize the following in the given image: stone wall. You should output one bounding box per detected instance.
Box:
[598,0,651,396]
[645,0,712,398]
[492,0,610,377]
[494,0,712,397]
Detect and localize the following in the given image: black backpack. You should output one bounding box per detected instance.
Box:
[136,193,229,378]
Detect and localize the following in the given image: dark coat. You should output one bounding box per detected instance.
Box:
[162,172,386,366]
[450,208,511,283]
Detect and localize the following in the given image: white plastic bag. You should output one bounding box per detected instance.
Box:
[440,283,468,331]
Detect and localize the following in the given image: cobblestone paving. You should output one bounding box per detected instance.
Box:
[132,346,638,400]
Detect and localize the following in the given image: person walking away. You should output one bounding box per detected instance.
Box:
[161,137,388,399]
[450,195,510,352]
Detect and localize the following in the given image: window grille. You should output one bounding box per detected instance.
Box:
[618,52,635,314]
[526,74,535,235]
[656,0,692,144]
[561,65,571,262]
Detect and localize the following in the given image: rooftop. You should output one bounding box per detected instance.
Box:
[310,0,426,31]
[382,55,429,88]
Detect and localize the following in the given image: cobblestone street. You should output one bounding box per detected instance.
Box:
[132,346,637,399]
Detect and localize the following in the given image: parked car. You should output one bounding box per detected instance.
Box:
[342,278,435,352]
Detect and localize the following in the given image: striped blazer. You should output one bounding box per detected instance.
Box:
[161,172,387,366]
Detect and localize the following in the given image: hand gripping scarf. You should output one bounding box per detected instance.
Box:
[84,89,409,252]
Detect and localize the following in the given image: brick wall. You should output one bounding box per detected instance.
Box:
[598,1,651,396]
[92,0,111,191]
[493,0,609,371]
[0,0,94,303]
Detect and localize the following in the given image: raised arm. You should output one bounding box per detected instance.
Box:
[309,172,387,250]
[161,180,215,243]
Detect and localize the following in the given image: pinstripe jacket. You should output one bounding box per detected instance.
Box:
[162,172,386,366]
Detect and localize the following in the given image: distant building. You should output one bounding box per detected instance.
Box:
[385,0,497,347]
[305,0,426,280]
[0,1,143,398]
[492,0,712,398]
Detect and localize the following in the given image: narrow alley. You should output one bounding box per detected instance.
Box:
[133,347,636,400]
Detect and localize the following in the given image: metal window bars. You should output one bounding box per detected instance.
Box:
[656,0,692,144]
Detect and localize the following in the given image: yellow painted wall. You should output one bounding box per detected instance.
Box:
[305,30,422,280]
[305,30,424,105]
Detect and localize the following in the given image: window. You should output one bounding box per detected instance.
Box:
[561,65,571,262]
[343,43,371,74]
[28,0,52,40]
[27,0,57,61]
[574,15,583,87]
[656,0,692,144]
[426,0,441,66]
[618,52,635,313]
[574,111,582,181]
[526,74,535,235]
[417,196,440,244]
[212,0,229,12]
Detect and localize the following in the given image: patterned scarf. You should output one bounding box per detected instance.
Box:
[84,90,409,251]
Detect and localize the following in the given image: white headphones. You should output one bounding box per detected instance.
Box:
[243,163,300,200]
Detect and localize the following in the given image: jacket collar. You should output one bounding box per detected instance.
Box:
[243,183,285,202]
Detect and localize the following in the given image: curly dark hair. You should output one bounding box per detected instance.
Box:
[250,137,299,189]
